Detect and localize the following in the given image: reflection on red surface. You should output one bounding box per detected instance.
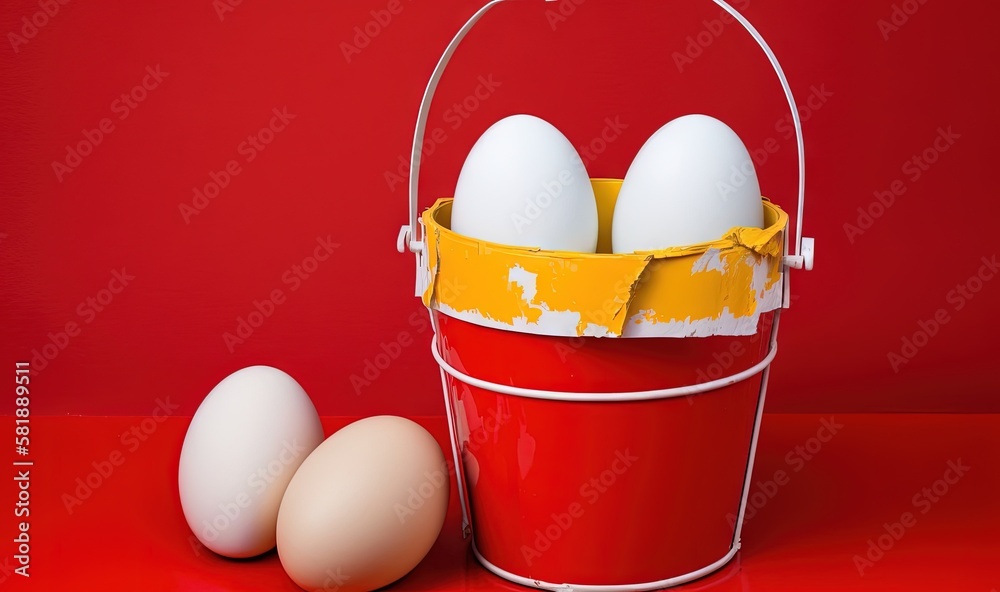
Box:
[4,414,997,590]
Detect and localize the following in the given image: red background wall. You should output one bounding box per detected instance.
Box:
[1,0,997,416]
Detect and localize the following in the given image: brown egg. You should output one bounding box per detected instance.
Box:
[276,416,449,592]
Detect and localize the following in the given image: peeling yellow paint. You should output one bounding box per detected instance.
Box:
[421,179,787,338]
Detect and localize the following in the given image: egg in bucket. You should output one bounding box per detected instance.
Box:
[397,0,815,589]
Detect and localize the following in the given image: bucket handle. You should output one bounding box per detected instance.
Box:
[397,0,815,300]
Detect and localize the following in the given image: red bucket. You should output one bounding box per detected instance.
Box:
[411,179,790,589]
[433,310,777,588]
[396,2,815,589]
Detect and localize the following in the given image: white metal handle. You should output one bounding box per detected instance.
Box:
[398,0,814,287]
[398,0,505,257]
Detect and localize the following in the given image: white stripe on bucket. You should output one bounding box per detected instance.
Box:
[472,541,740,592]
[431,334,777,402]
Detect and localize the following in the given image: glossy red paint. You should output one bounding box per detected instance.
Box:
[3,414,997,590]
[435,311,773,584]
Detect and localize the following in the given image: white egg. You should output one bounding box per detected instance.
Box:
[178,366,324,558]
[451,114,599,252]
[612,114,764,253]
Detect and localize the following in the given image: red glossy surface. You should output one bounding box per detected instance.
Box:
[4,414,996,591]
[2,1,1000,416]
[436,312,772,583]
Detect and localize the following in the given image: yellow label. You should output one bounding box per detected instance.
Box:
[422,180,787,338]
